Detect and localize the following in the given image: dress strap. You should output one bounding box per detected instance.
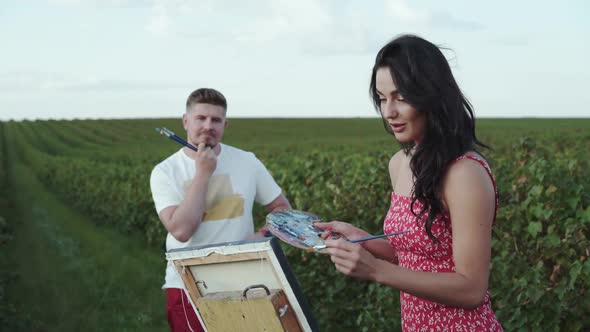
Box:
[454,155,499,223]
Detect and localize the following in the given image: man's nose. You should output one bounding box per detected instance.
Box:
[203,118,212,129]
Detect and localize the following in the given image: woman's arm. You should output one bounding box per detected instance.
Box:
[314,151,407,262]
[314,221,397,262]
[325,158,496,309]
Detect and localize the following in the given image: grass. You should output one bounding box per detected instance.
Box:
[0,150,168,331]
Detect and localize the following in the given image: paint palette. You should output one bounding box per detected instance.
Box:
[265,210,326,251]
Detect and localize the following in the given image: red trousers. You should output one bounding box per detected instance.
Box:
[166,288,205,332]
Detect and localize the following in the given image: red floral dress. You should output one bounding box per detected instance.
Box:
[383,155,503,331]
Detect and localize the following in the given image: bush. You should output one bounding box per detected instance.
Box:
[5,117,589,331]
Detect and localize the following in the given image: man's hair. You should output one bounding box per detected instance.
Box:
[186,88,227,112]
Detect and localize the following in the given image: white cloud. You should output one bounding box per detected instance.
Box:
[141,0,378,54]
[429,11,484,31]
[385,0,428,23]
[145,0,169,36]
[141,0,482,55]
[2,0,581,120]
[385,0,483,31]
[0,72,183,92]
[48,0,151,7]
[0,72,69,91]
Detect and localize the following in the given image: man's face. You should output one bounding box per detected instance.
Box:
[182,103,227,148]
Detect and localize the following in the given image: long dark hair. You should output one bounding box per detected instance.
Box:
[369,34,490,242]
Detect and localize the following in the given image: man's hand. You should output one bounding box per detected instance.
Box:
[195,143,217,176]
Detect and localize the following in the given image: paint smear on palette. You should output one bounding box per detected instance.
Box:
[266,210,325,250]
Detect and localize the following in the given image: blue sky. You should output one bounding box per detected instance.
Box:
[1,0,588,120]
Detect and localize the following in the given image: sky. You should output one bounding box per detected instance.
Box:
[1,0,588,121]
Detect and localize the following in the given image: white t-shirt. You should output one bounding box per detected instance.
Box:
[150,143,282,288]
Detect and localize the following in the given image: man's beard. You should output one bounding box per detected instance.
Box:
[195,132,217,149]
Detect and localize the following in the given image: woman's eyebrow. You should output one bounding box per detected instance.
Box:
[376,90,399,97]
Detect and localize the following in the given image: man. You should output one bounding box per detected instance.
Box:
[150,88,291,332]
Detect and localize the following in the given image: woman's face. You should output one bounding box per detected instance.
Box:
[376,67,426,144]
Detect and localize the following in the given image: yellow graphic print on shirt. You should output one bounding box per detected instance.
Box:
[183,174,244,222]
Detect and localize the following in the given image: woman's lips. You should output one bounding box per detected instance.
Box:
[390,123,406,133]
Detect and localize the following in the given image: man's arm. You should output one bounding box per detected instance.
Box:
[249,194,291,239]
[249,154,292,238]
[158,173,210,242]
[158,144,217,242]
[265,194,291,212]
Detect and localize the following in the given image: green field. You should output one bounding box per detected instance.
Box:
[1,118,589,331]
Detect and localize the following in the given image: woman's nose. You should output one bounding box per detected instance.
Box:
[383,100,398,117]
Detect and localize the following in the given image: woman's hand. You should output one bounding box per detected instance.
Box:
[315,220,399,264]
[323,238,385,281]
[313,220,371,241]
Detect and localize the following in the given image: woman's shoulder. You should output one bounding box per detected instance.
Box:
[388,149,409,190]
[455,151,490,165]
[450,152,493,178]
[389,149,407,169]
[443,151,498,223]
[444,152,495,195]
[448,151,490,174]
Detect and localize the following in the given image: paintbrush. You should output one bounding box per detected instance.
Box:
[311,230,410,251]
[155,127,199,152]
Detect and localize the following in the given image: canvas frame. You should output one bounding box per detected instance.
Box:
[166,237,318,331]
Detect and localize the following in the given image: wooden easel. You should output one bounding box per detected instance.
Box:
[166,238,318,332]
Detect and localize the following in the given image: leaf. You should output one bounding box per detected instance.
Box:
[578,206,590,224]
[529,185,543,197]
[527,222,542,238]
[532,204,544,219]
[528,287,544,303]
[544,233,560,248]
[543,209,553,220]
[566,197,579,210]
[568,261,582,289]
[545,185,558,195]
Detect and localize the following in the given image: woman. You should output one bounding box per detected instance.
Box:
[314,35,502,331]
